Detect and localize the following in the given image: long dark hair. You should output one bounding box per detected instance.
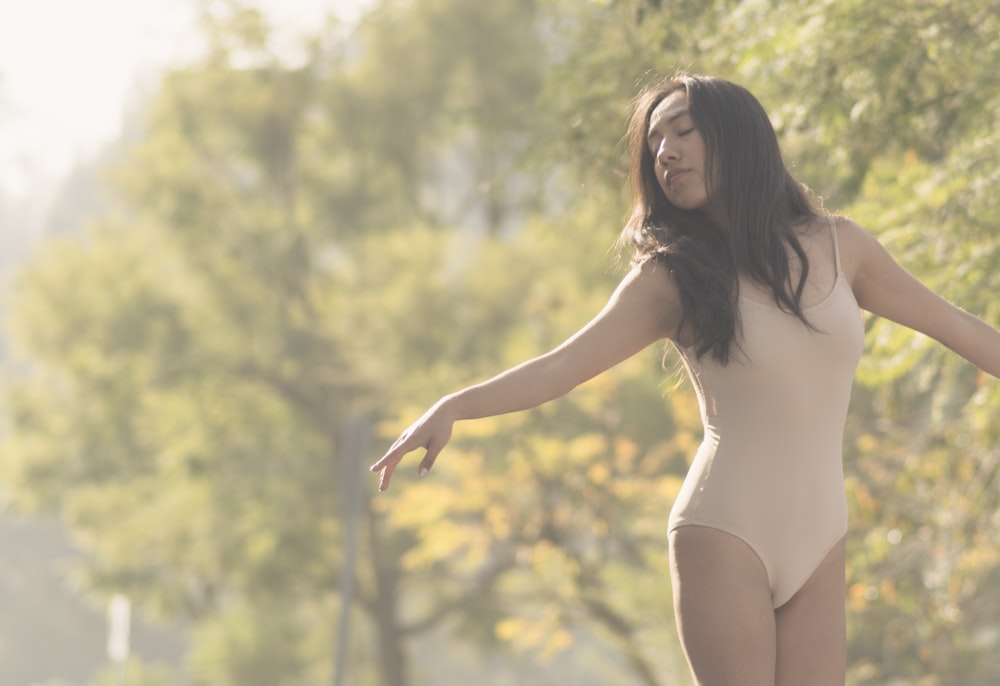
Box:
[619,73,821,363]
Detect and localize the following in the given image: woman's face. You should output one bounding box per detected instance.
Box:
[646,90,712,215]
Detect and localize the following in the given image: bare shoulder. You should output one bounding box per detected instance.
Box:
[627,256,684,303]
[616,257,685,340]
[828,214,882,282]
[828,215,926,312]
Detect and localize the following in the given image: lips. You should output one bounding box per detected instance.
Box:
[666,168,691,186]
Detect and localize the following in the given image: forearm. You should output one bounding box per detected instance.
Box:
[436,261,678,423]
[443,352,578,421]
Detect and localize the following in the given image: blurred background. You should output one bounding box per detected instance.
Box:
[1,0,998,684]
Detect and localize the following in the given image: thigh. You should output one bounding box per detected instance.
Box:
[669,525,777,686]
[774,535,847,686]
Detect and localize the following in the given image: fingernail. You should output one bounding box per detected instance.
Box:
[418,466,428,477]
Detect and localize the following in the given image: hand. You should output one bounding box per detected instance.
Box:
[369,399,455,492]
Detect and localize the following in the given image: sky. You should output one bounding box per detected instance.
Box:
[0,0,369,200]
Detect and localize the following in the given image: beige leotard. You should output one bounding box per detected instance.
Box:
[668,218,864,608]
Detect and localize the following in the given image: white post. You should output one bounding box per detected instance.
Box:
[107,593,131,684]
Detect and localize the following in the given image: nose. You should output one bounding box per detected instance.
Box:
[656,138,678,165]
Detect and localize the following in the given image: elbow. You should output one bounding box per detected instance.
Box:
[540,352,588,402]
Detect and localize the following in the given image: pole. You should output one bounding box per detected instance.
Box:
[333,415,369,686]
[107,593,130,686]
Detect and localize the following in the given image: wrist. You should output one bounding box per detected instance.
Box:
[437,393,466,422]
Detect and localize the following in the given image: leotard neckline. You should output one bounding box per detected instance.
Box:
[738,271,849,314]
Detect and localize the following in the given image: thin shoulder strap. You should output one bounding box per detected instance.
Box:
[827,215,842,274]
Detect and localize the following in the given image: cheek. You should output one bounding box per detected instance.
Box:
[652,166,670,197]
[696,141,712,182]
[648,159,666,188]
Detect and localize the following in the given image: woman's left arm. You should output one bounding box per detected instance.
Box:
[840,218,1000,378]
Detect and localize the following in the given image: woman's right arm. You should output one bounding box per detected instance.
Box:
[370,259,682,491]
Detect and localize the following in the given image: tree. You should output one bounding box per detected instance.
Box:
[3,0,999,684]
[2,1,571,684]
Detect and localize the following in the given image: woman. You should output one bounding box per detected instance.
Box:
[369,73,1000,685]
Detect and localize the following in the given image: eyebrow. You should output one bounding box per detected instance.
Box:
[647,109,692,140]
[666,109,690,124]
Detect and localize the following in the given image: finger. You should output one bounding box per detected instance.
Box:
[370,453,390,472]
[378,462,397,492]
[417,438,445,476]
[370,444,405,473]
[372,423,432,472]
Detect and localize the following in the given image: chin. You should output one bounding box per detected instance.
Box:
[668,197,710,212]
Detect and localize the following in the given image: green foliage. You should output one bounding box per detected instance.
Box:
[1,0,999,684]
[86,659,177,686]
[727,0,1000,205]
[1,218,339,615]
[843,408,1000,684]
[841,141,1000,681]
[187,598,326,686]
[374,203,695,684]
[385,380,696,684]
